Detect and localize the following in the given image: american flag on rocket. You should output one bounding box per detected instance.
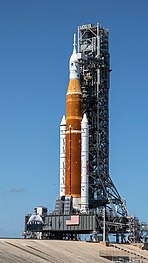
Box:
[66,215,80,226]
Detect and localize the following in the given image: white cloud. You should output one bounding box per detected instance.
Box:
[9,187,26,193]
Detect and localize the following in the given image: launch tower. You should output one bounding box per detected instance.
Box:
[78,23,127,216]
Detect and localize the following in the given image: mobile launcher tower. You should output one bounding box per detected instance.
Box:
[24,24,140,242]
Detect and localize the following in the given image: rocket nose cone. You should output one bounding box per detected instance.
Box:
[82,113,88,123]
[70,52,78,62]
[60,115,66,125]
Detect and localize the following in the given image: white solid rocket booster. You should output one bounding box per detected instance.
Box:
[60,115,66,196]
[81,113,89,212]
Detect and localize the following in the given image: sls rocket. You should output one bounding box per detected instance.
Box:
[60,34,89,212]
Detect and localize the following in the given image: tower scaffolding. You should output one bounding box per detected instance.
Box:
[78,23,128,216]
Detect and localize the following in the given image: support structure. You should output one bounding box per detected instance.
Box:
[78,23,128,216]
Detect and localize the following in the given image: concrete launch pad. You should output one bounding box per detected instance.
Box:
[0,239,148,263]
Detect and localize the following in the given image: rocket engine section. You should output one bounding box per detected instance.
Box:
[60,34,89,212]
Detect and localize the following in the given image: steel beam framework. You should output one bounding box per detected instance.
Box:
[78,23,128,216]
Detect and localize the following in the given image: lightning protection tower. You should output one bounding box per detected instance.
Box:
[78,23,128,216]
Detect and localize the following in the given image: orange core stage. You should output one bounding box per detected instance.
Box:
[65,79,82,198]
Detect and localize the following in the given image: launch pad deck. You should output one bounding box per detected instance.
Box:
[25,213,130,240]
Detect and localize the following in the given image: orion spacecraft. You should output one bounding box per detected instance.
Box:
[60,34,89,212]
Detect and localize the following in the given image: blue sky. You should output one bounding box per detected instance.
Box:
[0,0,148,237]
